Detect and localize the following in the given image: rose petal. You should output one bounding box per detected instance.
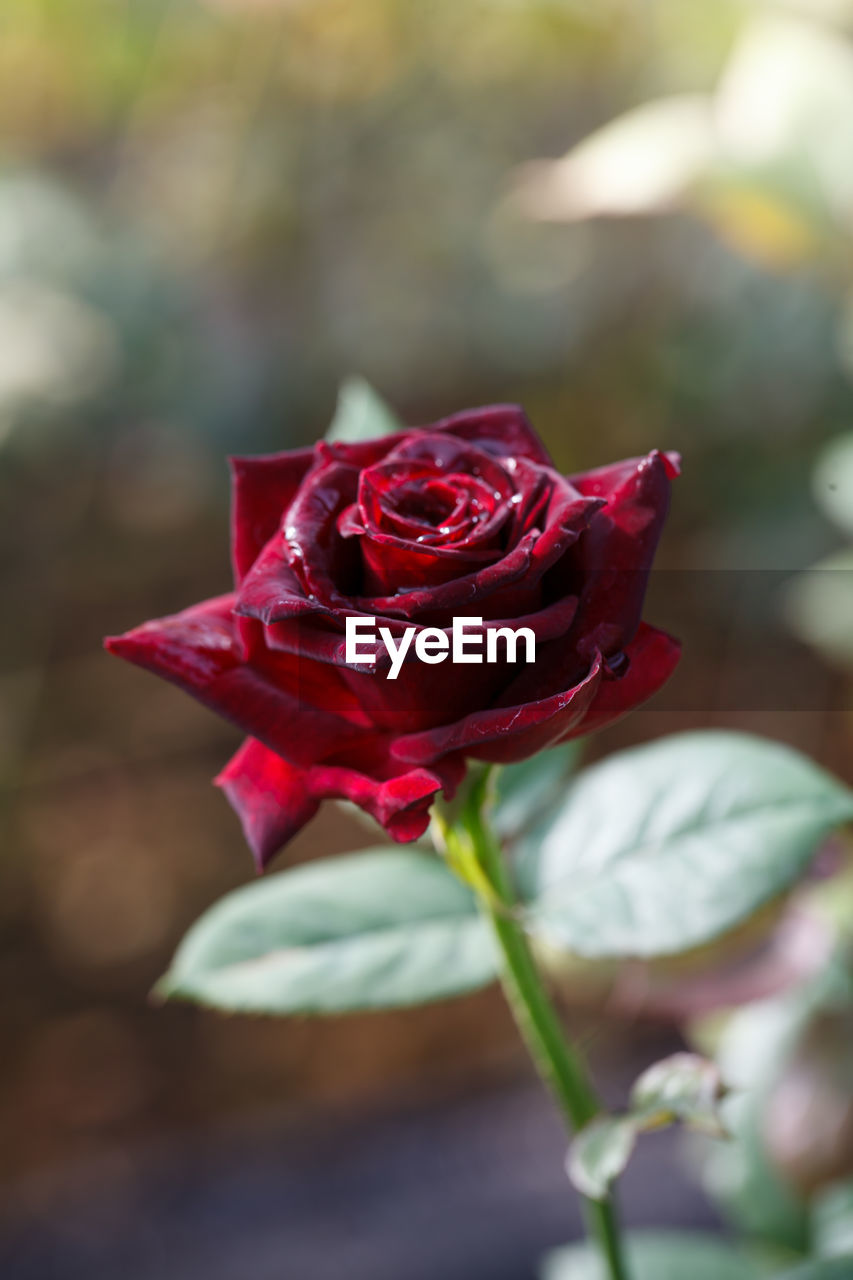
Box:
[235,535,319,624]
[353,530,545,621]
[564,449,676,657]
[104,595,369,766]
[569,449,681,495]
[261,594,579,736]
[524,470,605,579]
[433,403,554,466]
[229,447,316,583]
[215,738,321,867]
[561,621,680,741]
[238,525,539,626]
[393,653,602,765]
[282,456,363,605]
[216,736,464,867]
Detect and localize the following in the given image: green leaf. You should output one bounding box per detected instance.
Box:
[631,1052,728,1136]
[521,732,853,959]
[325,376,403,444]
[541,1231,760,1280]
[566,1115,637,1201]
[775,1261,853,1279]
[493,741,582,840]
[157,848,498,1014]
[566,1054,727,1200]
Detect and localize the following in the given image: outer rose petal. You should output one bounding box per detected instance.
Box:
[393,654,603,766]
[216,737,463,867]
[229,435,414,589]
[433,404,555,466]
[229,447,316,583]
[216,738,321,865]
[563,621,681,741]
[566,449,676,657]
[104,595,369,767]
[568,449,681,495]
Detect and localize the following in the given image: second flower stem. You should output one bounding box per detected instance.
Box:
[460,772,629,1280]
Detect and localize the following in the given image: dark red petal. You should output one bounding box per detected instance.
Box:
[240,525,540,625]
[216,736,463,868]
[236,536,322,625]
[320,434,408,469]
[392,654,602,766]
[316,760,457,842]
[329,592,579,734]
[250,594,577,740]
[354,529,544,620]
[432,404,554,466]
[358,532,502,595]
[281,456,362,605]
[355,481,509,552]
[229,447,316,584]
[216,738,321,867]
[525,478,605,580]
[562,622,681,741]
[357,471,504,545]
[371,432,514,503]
[566,450,676,657]
[104,595,369,766]
[569,449,681,495]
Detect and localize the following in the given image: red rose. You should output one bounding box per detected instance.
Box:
[106,406,679,865]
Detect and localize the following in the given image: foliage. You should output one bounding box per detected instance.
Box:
[519,733,853,958]
[160,733,853,1016]
[158,848,497,1013]
[568,1054,727,1200]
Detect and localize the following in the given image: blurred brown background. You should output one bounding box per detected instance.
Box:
[2,2,853,1277]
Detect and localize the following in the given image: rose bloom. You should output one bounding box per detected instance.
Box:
[106,407,679,865]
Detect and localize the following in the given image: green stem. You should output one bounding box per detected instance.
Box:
[460,770,629,1280]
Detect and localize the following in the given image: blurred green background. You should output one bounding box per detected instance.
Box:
[3,1,853,1275]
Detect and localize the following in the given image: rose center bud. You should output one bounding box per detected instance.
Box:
[341,443,516,596]
[387,482,456,528]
